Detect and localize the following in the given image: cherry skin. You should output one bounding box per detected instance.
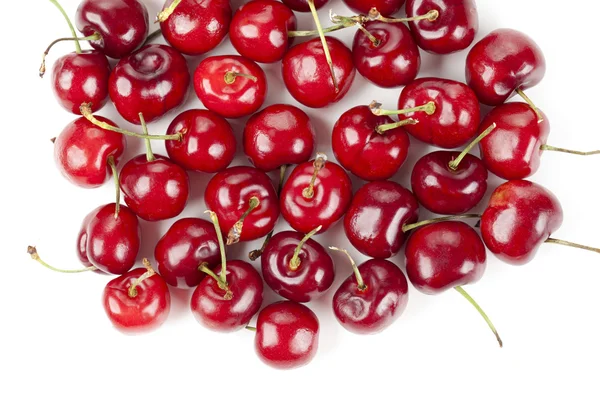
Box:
[244,104,315,172]
[282,37,356,108]
[466,29,546,106]
[77,205,103,267]
[344,181,419,259]
[343,0,405,16]
[160,0,231,56]
[332,105,410,181]
[398,77,481,148]
[191,261,263,332]
[194,55,267,119]
[481,180,563,265]
[109,44,190,125]
[254,301,319,369]
[406,0,478,54]
[353,21,420,88]
[165,109,236,173]
[411,151,488,215]
[154,218,220,288]
[119,154,190,221]
[281,0,328,12]
[54,116,126,188]
[230,0,296,63]
[75,0,149,59]
[478,102,550,180]
[51,51,110,114]
[103,267,171,334]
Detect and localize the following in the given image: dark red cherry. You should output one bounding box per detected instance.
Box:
[165,109,236,173]
[332,105,410,181]
[411,151,488,215]
[466,29,546,106]
[343,0,405,16]
[244,104,315,172]
[194,55,267,119]
[109,44,190,125]
[281,0,328,12]
[353,21,420,88]
[75,0,149,59]
[344,181,418,259]
[282,37,355,109]
[254,301,319,369]
[230,0,296,63]
[77,205,103,267]
[280,154,353,234]
[159,0,231,56]
[54,116,126,188]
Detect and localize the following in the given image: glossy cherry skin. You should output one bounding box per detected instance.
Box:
[51,51,110,114]
[261,231,335,303]
[165,109,236,173]
[75,0,149,59]
[77,205,104,267]
[86,203,141,275]
[160,0,231,56]
[109,45,190,125]
[398,77,481,149]
[280,159,353,234]
[119,154,190,221]
[466,29,546,106]
[406,221,486,294]
[54,116,126,188]
[255,301,319,369]
[411,151,488,215]
[406,0,478,54]
[353,21,420,88]
[281,0,328,12]
[205,166,279,242]
[479,103,550,180]
[344,181,419,259]
[481,180,563,265]
[282,37,356,109]
[230,0,296,63]
[333,259,408,334]
[244,104,315,171]
[191,261,263,332]
[194,55,267,119]
[154,218,220,288]
[343,0,404,16]
[332,105,410,181]
[103,268,171,334]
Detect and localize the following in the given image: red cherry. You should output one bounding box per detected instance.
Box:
[343,0,405,16]
[244,104,315,172]
[165,109,236,173]
[254,301,319,369]
[332,105,410,181]
[77,205,103,267]
[281,0,328,12]
[194,55,267,119]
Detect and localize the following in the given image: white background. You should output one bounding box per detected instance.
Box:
[2,0,599,399]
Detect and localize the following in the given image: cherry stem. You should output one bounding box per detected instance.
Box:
[143,29,163,46]
[203,211,233,299]
[227,197,261,245]
[224,71,257,84]
[289,225,323,271]
[454,286,503,348]
[540,144,600,156]
[308,0,338,93]
[369,100,436,117]
[368,7,439,23]
[245,326,257,332]
[156,0,182,23]
[376,118,418,134]
[402,214,482,233]
[448,123,497,170]
[49,0,82,54]
[107,155,120,218]
[328,247,366,291]
[303,153,327,199]
[27,246,96,273]
[545,238,600,254]
[355,23,380,46]
[288,23,349,37]
[39,33,100,78]
[128,259,156,298]
[328,12,379,44]
[139,113,155,162]
[516,88,544,122]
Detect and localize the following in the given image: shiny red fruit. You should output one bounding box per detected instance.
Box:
[77,205,103,267]
[281,0,328,12]
[343,0,404,16]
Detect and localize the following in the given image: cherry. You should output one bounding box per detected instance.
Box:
[158,0,231,56]
[281,0,328,12]
[254,301,319,369]
[332,105,410,181]
[75,0,149,59]
[344,181,419,259]
[280,154,353,234]
[343,0,405,16]
[194,55,267,119]
[191,211,263,332]
[205,166,279,244]
[330,247,408,334]
[103,259,171,334]
[230,0,296,63]
[244,104,315,172]
[165,109,236,173]
[155,218,220,288]
[77,205,103,267]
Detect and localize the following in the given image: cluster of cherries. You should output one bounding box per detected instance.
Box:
[31,0,600,369]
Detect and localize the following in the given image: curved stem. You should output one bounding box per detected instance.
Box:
[202,211,233,299]
[139,113,155,162]
[49,0,82,53]
[289,226,322,270]
[107,156,120,218]
[376,118,418,134]
[545,238,600,254]
[303,153,327,199]
[143,29,163,46]
[227,197,260,245]
[516,88,544,122]
[288,23,348,37]
[369,7,439,23]
[39,33,100,78]
[454,286,503,348]
[156,0,182,23]
[356,23,380,46]
[370,100,436,117]
[224,71,257,84]
[309,0,338,92]
[448,123,497,170]
[128,259,156,298]
[402,214,482,233]
[329,247,366,291]
[540,144,600,156]
[27,246,96,273]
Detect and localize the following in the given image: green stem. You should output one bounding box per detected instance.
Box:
[545,238,600,254]
[224,71,257,84]
[205,211,228,284]
[49,0,82,53]
[288,24,348,37]
[227,197,260,245]
[370,100,436,117]
[329,247,366,291]
[139,113,155,162]
[156,0,182,23]
[39,33,100,78]
[356,23,380,46]
[245,326,257,332]
[448,123,497,170]
[376,118,418,134]
[128,259,156,298]
[540,145,600,156]
[369,7,439,23]
[27,246,96,273]
[107,156,120,218]
[302,153,327,199]
[309,0,338,92]
[402,214,482,233]
[454,286,503,348]
[289,226,322,270]
[516,87,544,122]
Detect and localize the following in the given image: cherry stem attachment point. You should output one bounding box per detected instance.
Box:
[516,88,544,122]
[355,23,380,46]
[376,118,418,134]
[545,238,600,254]
[139,113,155,162]
[448,123,497,170]
[368,7,439,23]
[289,226,323,271]
[224,71,257,84]
[156,0,182,23]
[227,197,260,245]
[540,144,600,156]
[454,286,503,348]
[309,0,339,92]
[369,100,436,117]
[329,246,366,291]
[303,153,327,199]
[107,155,120,218]
[128,259,156,298]
[402,214,482,233]
[49,0,82,54]
[39,33,101,78]
[27,246,96,273]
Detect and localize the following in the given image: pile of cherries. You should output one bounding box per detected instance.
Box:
[31,0,600,369]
